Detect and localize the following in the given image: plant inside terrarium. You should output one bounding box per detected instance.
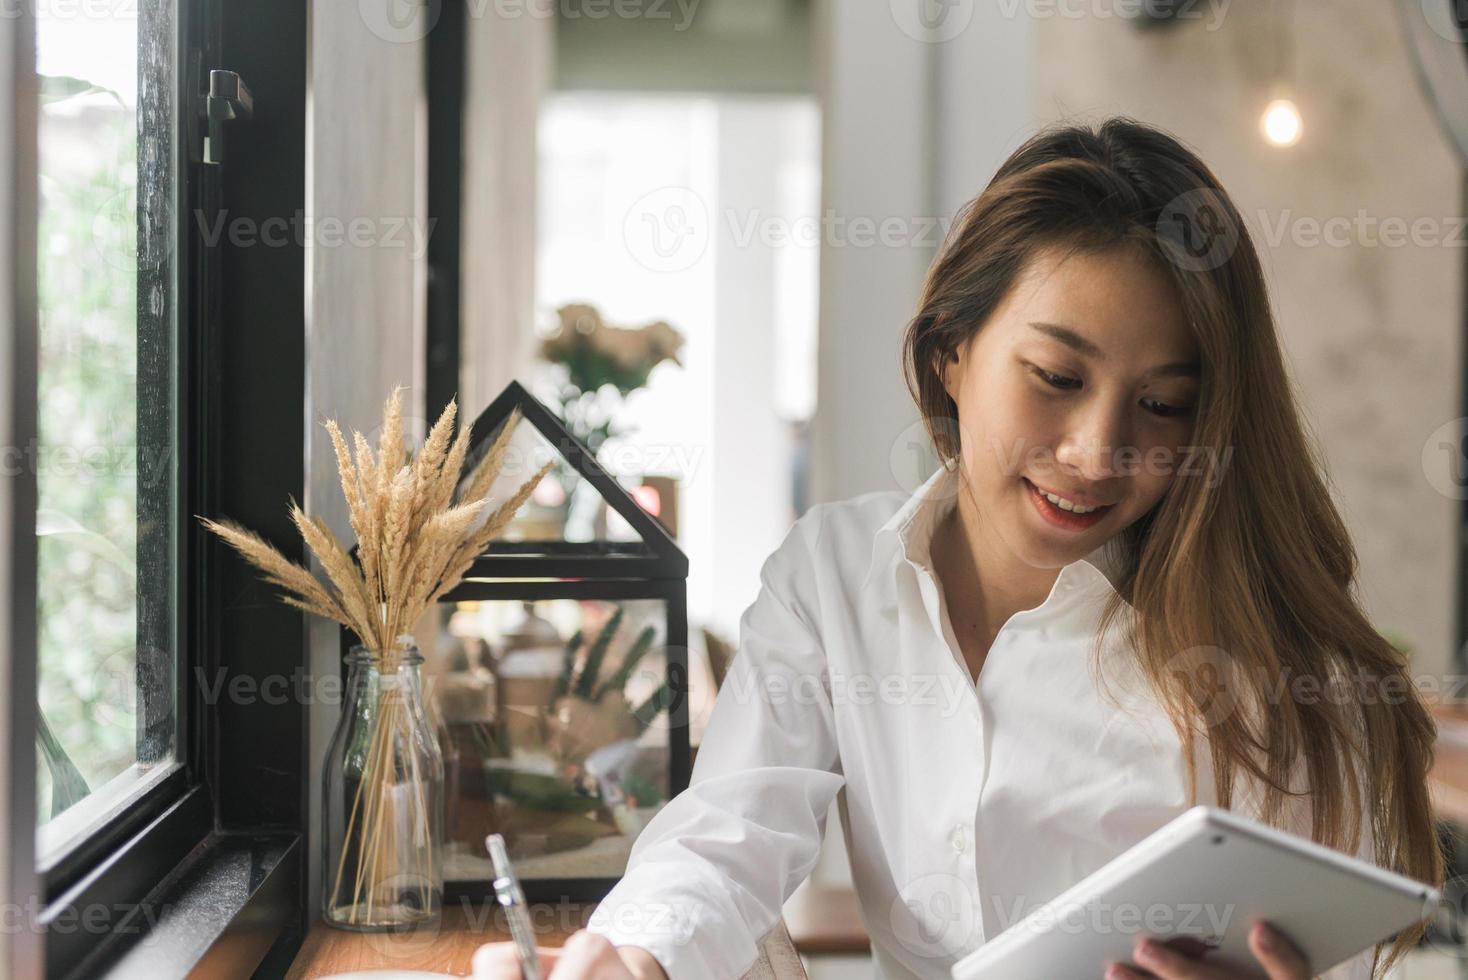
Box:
[544,607,669,765]
[476,605,673,855]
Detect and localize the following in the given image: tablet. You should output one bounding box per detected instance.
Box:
[951,805,1440,980]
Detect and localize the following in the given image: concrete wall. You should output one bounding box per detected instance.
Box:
[1028,0,1461,676]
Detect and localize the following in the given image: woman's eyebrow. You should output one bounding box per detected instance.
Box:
[1027,320,1200,379]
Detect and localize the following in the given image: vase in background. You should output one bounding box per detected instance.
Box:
[322,641,444,931]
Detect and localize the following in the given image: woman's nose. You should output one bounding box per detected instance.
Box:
[1053,403,1132,481]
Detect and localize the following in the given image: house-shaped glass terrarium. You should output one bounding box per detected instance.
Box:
[413,381,688,903]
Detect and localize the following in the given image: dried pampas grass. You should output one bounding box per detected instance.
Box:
[199,386,552,663]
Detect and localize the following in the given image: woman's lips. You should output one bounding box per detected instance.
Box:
[1023,476,1114,531]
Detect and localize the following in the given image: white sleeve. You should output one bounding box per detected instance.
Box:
[584,508,845,980]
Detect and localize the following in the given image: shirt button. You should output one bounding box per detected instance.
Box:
[950,825,968,853]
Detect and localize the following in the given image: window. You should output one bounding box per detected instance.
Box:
[534,92,820,640]
[33,0,180,864]
[9,0,314,975]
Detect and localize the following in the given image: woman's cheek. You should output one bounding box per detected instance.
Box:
[971,384,1040,464]
[1126,446,1176,510]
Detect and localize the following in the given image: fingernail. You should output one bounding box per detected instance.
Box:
[1255,923,1277,950]
[1134,939,1157,962]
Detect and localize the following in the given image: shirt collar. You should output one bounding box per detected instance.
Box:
[863,464,1129,602]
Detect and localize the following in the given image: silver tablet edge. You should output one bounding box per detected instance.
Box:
[954,806,1215,964]
[1198,806,1441,913]
[952,804,1440,973]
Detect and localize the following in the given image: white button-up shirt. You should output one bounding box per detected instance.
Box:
[586,464,1379,980]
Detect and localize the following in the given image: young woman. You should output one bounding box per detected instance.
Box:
[473,118,1444,980]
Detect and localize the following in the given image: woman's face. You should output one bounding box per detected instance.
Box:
[941,244,1201,569]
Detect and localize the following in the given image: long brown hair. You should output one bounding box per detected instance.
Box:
[903,117,1442,976]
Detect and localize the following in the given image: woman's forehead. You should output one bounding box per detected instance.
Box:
[993,248,1196,359]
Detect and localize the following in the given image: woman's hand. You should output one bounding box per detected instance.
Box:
[471,929,669,980]
[1105,921,1313,980]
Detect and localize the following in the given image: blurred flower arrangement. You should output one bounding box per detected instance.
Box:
[537,302,684,453]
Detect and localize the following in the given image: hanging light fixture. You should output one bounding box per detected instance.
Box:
[1261,95,1303,147]
[1259,0,1303,148]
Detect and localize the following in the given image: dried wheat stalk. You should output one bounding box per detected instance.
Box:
[197,386,553,928]
[198,386,553,662]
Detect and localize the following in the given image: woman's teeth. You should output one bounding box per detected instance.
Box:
[1038,488,1099,514]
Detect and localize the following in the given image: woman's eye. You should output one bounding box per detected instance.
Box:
[1030,365,1193,419]
[1142,398,1193,418]
[1032,367,1080,390]
[1033,363,1192,416]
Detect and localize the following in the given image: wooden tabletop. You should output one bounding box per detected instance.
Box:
[285,883,869,978]
[284,901,591,978]
[1430,701,1468,826]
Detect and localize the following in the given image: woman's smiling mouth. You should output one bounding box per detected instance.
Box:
[1023,476,1115,530]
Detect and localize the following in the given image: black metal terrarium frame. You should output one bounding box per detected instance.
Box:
[338,380,690,904]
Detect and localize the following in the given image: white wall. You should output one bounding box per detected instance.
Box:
[303,0,427,916]
[807,0,931,506]
[1028,0,1462,678]
[711,99,817,639]
[460,6,553,413]
[808,0,1034,505]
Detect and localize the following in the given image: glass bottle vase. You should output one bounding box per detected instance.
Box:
[323,643,444,930]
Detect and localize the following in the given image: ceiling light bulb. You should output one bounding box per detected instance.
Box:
[1260,98,1303,147]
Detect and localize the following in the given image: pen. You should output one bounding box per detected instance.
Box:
[487,833,543,980]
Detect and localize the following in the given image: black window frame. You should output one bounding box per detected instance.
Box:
[15,0,313,975]
[425,0,466,429]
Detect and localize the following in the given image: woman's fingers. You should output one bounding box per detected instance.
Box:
[547,930,633,978]
[1104,965,1155,980]
[1102,922,1312,980]
[1247,921,1312,980]
[470,941,560,978]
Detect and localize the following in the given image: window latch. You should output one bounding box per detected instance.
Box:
[203,69,253,165]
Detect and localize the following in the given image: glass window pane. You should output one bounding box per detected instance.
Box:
[33,0,178,853]
[471,414,655,547]
[432,598,673,885]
